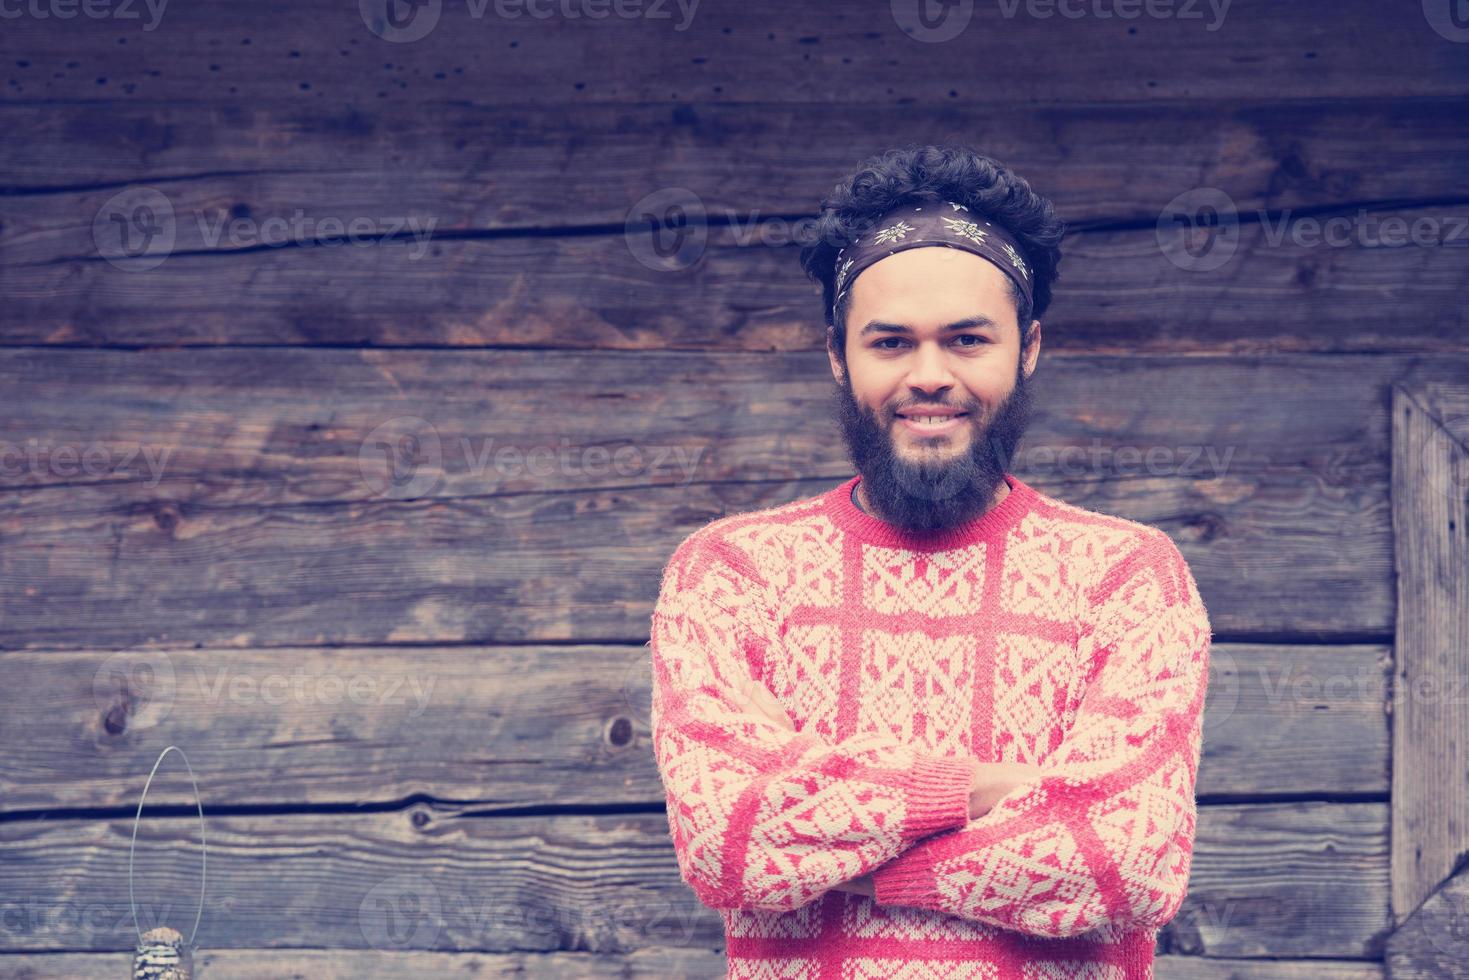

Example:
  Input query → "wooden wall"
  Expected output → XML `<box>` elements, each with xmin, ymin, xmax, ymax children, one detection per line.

<box><xmin>1</xmin><ymin>1</ymin><xmax>1467</xmax><ymax>976</ymax></box>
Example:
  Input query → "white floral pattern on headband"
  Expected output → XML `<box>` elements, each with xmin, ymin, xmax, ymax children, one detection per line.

<box><xmin>829</xmin><ymin>201</ymin><xmax>1033</xmax><ymax>321</ymax></box>
<box><xmin>834</xmin><ymin>257</ymin><xmax>855</xmax><ymax>292</ymax></box>
<box><xmin>999</xmin><ymin>240</ymin><xmax>1030</xmax><ymax>280</ymax></box>
<box><xmin>940</xmin><ymin>216</ymin><xmax>989</xmax><ymax>246</ymax></box>
<box><xmin>871</xmin><ymin>220</ymin><xmax>916</xmax><ymax>246</ymax></box>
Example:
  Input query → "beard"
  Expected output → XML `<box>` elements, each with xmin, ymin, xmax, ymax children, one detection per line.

<box><xmin>831</xmin><ymin>359</ymin><xmax>1034</xmax><ymax>534</ymax></box>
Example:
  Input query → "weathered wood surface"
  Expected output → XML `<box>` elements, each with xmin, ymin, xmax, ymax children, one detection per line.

<box><xmin>2</xmin><ymin>0</ymin><xmax>1463</xmax><ymax>105</ymax></box>
<box><xmin>0</xmin><ymin>949</ymin><xmax>1388</xmax><ymax>979</ymax></box>
<box><xmin>0</xmin><ymin>642</ymin><xmax>1389</xmax><ymax>813</ymax></box>
<box><xmin>1385</xmin><ymin>866</ymin><xmax>1469</xmax><ymax>979</ymax></box>
<box><xmin>6</xmin><ymin>205</ymin><xmax>1467</xmax><ymax>353</ymax></box>
<box><xmin>2</xmin><ymin>95</ymin><xmax>1464</xmax><ymax>241</ymax></box>
<box><xmin>6</xmin><ymin>350</ymin><xmax>1462</xmax><ymax>648</ymax></box>
<box><xmin>1390</xmin><ymin>383</ymin><xmax>1469</xmax><ymax>925</ymax></box>
<box><xmin>0</xmin><ymin>803</ymin><xmax>1390</xmax><ymax>958</ymax></box>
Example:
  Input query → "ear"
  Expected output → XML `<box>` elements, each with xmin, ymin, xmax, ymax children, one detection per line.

<box><xmin>827</xmin><ymin>327</ymin><xmax>846</xmax><ymax>384</ymax></box>
<box><xmin>1021</xmin><ymin>319</ymin><xmax>1042</xmax><ymax>379</ymax></box>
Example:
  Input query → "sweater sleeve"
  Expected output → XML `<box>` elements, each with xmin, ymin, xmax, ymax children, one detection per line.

<box><xmin>869</xmin><ymin>529</ymin><xmax>1211</xmax><ymax>938</ymax></box>
<box><xmin>650</xmin><ymin>529</ymin><xmax>975</xmax><ymax>913</ymax></box>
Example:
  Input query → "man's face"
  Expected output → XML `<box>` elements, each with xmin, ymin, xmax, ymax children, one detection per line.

<box><xmin>827</xmin><ymin>247</ymin><xmax>1041</xmax><ymax>533</ymax></box>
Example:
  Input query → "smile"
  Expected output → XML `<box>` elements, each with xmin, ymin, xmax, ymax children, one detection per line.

<box><xmin>896</xmin><ymin>413</ymin><xmax>968</xmax><ymax>435</ymax></box>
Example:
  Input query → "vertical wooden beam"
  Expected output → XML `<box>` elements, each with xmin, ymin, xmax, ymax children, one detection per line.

<box><xmin>1390</xmin><ymin>382</ymin><xmax>1469</xmax><ymax>925</ymax></box>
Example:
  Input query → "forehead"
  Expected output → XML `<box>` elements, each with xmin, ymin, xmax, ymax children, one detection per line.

<box><xmin>848</xmin><ymin>247</ymin><xmax>1015</xmax><ymax>322</ymax></box>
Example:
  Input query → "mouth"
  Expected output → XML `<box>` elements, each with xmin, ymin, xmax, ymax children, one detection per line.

<box><xmin>894</xmin><ymin>410</ymin><xmax>969</xmax><ymax>436</ymax></box>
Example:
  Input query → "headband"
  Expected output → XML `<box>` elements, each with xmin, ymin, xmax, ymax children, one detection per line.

<box><xmin>831</xmin><ymin>199</ymin><xmax>1033</xmax><ymax>323</ymax></box>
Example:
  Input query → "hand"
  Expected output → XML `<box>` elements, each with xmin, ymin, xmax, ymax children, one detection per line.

<box><xmin>727</xmin><ymin>674</ymin><xmax>795</xmax><ymax>731</ymax></box>
<box><xmin>830</xmin><ymin>874</ymin><xmax>875</xmax><ymax>898</ymax></box>
<box><xmin>967</xmin><ymin>760</ymin><xmax>1045</xmax><ymax>819</ymax></box>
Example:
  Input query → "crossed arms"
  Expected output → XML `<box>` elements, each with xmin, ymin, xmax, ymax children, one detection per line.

<box><xmin>649</xmin><ymin>528</ymin><xmax>1211</xmax><ymax>939</ymax></box>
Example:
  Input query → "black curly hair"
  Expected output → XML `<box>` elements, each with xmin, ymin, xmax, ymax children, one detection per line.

<box><xmin>799</xmin><ymin>144</ymin><xmax>1065</xmax><ymax>362</ymax></box>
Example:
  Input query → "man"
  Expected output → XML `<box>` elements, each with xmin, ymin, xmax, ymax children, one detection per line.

<box><xmin>649</xmin><ymin>145</ymin><xmax>1212</xmax><ymax>978</ymax></box>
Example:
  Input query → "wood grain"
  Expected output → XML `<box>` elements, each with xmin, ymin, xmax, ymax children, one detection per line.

<box><xmin>5</xmin><ymin>349</ymin><xmax>1461</xmax><ymax>649</ymax></box>
<box><xmin>0</xmin><ymin>803</ymin><xmax>1390</xmax><ymax>958</ymax></box>
<box><xmin>6</xmin><ymin>206</ymin><xmax>1467</xmax><ymax>353</ymax></box>
<box><xmin>2</xmin><ymin>1</ymin><xmax>1463</xmax><ymax>106</ymax></box>
<box><xmin>0</xmin><ymin>642</ymin><xmax>1389</xmax><ymax>812</ymax></box>
<box><xmin>1389</xmin><ymin>383</ymin><xmax>1469</xmax><ymax>924</ymax></box>
<box><xmin>1385</xmin><ymin>866</ymin><xmax>1469</xmax><ymax>978</ymax></box>
<box><xmin>0</xmin><ymin>948</ymin><xmax>1388</xmax><ymax>979</ymax></box>
<box><xmin>3</xmin><ymin>96</ymin><xmax>1464</xmax><ymax>233</ymax></box>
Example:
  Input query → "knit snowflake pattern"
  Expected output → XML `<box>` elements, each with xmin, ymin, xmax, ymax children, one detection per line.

<box><xmin>650</xmin><ymin>476</ymin><xmax>1211</xmax><ymax>978</ymax></box>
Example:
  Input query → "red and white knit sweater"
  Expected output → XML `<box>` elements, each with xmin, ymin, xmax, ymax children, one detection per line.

<box><xmin>650</xmin><ymin>473</ymin><xmax>1212</xmax><ymax>979</ymax></box>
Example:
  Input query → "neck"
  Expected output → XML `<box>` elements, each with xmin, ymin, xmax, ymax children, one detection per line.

<box><xmin>855</xmin><ymin>475</ymin><xmax>1009</xmax><ymax>521</ymax></box>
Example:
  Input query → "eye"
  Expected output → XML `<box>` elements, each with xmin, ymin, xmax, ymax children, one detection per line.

<box><xmin>873</xmin><ymin>338</ymin><xmax>907</xmax><ymax>350</ymax></box>
<box><xmin>953</xmin><ymin>334</ymin><xmax>989</xmax><ymax>347</ymax></box>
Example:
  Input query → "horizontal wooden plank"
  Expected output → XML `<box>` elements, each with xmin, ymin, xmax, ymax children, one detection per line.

<box><xmin>4</xmin><ymin>348</ymin><xmax>1458</xmax><ymax>647</ymax></box>
<box><xmin>0</xmin><ymin>803</ymin><xmax>1390</xmax><ymax>957</ymax></box>
<box><xmin>3</xmin><ymin>97</ymin><xmax>1465</xmax><ymax>230</ymax></box>
<box><xmin>0</xmin><ymin>642</ymin><xmax>1390</xmax><ymax>812</ymax></box>
<box><xmin>0</xmin><ymin>948</ymin><xmax>1386</xmax><ymax>979</ymax></box>
<box><xmin>0</xmin><ymin>949</ymin><xmax>728</xmax><ymax>980</ymax></box>
<box><xmin>2</xmin><ymin>0</ymin><xmax>1462</xmax><ymax>105</ymax></box>
<box><xmin>1156</xmin><ymin>959</ymin><xmax>1384</xmax><ymax>980</ymax></box>
<box><xmin>6</xmin><ymin>205</ymin><xmax>1468</xmax><ymax>353</ymax></box>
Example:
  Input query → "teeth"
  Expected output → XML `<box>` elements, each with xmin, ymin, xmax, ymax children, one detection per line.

<box><xmin>911</xmin><ymin>415</ymin><xmax>957</xmax><ymax>424</ymax></box>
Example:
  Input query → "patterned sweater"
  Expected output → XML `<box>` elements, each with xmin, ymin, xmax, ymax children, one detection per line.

<box><xmin>649</xmin><ymin>473</ymin><xmax>1212</xmax><ymax>979</ymax></box>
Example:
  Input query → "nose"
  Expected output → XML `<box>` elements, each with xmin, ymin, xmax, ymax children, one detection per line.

<box><xmin>904</xmin><ymin>338</ymin><xmax>958</xmax><ymax>397</ymax></box>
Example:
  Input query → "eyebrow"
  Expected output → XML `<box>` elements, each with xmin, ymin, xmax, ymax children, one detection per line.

<box><xmin>858</xmin><ymin>316</ymin><xmax>999</xmax><ymax>338</ymax></box>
